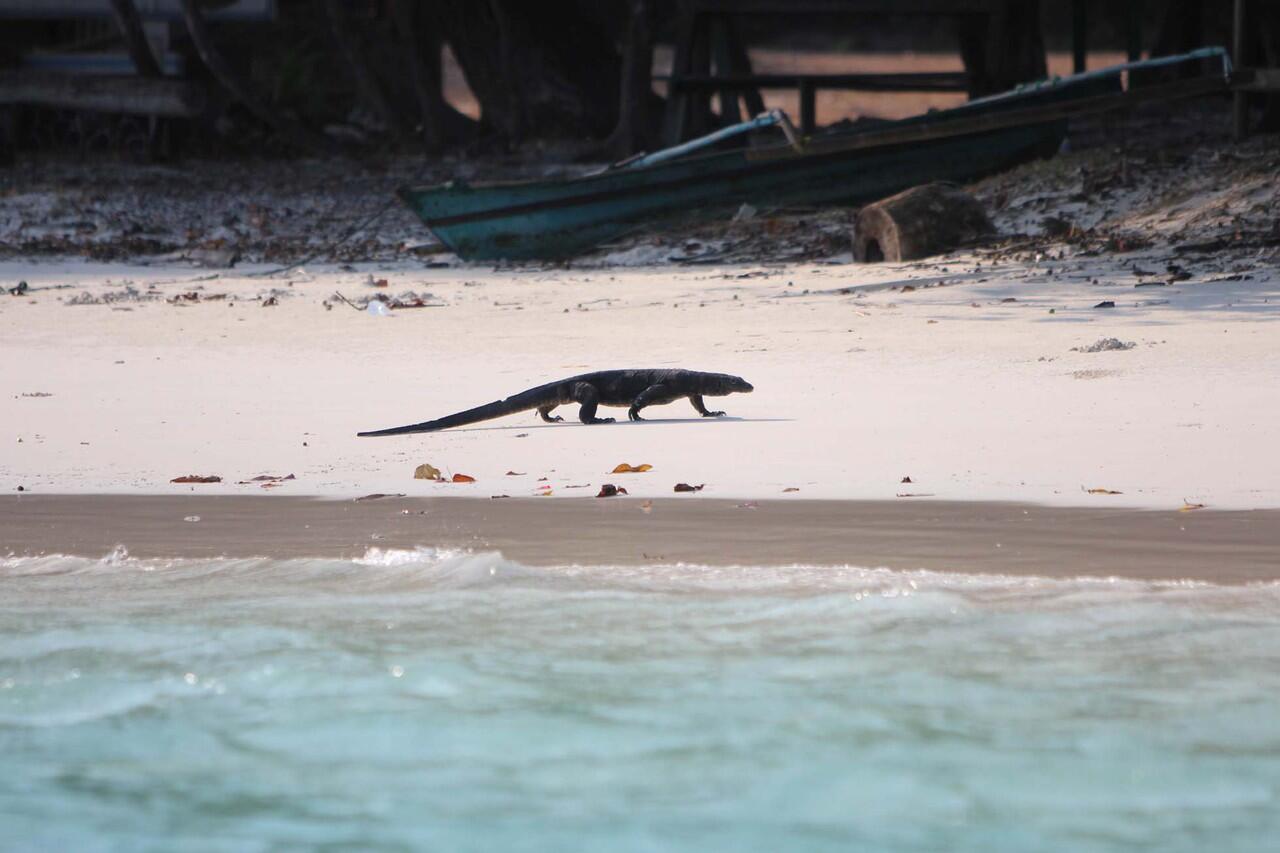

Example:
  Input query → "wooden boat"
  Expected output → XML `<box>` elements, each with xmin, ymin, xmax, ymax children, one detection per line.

<box><xmin>398</xmin><ymin>50</ymin><xmax>1229</xmax><ymax>262</ymax></box>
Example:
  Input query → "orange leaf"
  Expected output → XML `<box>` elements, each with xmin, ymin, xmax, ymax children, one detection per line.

<box><xmin>1179</xmin><ymin>501</ymin><xmax>1206</xmax><ymax>512</ymax></box>
<box><xmin>612</xmin><ymin>463</ymin><xmax>653</xmax><ymax>473</ymax></box>
<box><xmin>451</xmin><ymin>473</ymin><xmax>476</xmax><ymax>483</ymax></box>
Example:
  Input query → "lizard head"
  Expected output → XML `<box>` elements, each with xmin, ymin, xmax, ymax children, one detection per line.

<box><xmin>708</xmin><ymin>373</ymin><xmax>754</xmax><ymax>396</ymax></box>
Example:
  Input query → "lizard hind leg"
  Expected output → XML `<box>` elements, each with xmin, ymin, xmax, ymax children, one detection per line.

<box><xmin>571</xmin><ymin>382</ymin><xmax>615</xmax><ymax>425</ymax></box>
<box><xmin>538</xmin><ymin>405</ymin><xmax>563</xmax><ymax>423</ymax></box>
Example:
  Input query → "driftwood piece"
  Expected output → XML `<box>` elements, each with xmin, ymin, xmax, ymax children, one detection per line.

<box><xmin>853</xmin><ymin>183</ymin><xmax>994</xmax><ymax>263</ymax></box>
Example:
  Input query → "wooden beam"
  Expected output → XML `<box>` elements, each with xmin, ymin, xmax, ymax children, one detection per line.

<box><xmin>1233</xmin><ymin>67</ymin><xmax>1280</xmax><ymax>91</ymax></box>
<box><xmin>0</xmin><ymin>70</ymin><xmax>203</xmax><ymax>116</ymax></box>
<box><xmin>751</xmin><ymin>74</ymin><xmax>1229</xmax><ymax>162</ymax></box>
<box><xmin>665</xmin><ymin>72</ymin><xmax>969</xmax><ymax>92</ymax></box>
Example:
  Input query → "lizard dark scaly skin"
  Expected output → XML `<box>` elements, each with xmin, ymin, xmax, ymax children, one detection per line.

<box><xmin>357</xmin><ymin>369</ymin><xmax>753</xmax><ymax>436</ymax></box>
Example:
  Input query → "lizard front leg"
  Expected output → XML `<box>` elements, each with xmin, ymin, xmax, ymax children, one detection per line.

<box><xmin>689</xmin><ymin>394</ymin><xmax>725</xmax><ymax>417</ymax></box>
<box><xmin>628</xmin><ymin>384</ymin><xmax>671</xmax><ymax>421</ymax></box>
<box><xmin>571</xmin><ymin>383</ymin><xmax>615</xmax><ymax>424</ymax></box>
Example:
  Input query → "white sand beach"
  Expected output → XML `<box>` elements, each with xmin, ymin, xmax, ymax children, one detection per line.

<box><xmin>3</xmin><ymin>246</ymin><xmax>1277</xmax><ymax>511</ymax></box>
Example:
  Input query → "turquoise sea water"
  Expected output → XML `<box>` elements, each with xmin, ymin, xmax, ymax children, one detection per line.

<box><xmin>2</xmin><ymin>547</ymin><xmax>1279</xmax><ymax>852</ymax></box>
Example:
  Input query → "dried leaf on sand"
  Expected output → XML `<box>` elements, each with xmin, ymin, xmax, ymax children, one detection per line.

<box><xmin>612</xmin><ymin>463</ymin><xmax>653</xmax><ymax>474</ymax></box>
<box><xmin>673</xmin><ymin>483</ymin><xmax>704</xmax><ymax>492</ymax></box>
<box><xmin>1086</xmin><ymin>487</ymin><xmax>1123</xmax><ymax>495</ymax></box>
<box><xmin>171</xmin><ymin>474</ymin><xmax>221</xmax><ymax>484</ymax></box>
<box><xmin>597</xmin><ymin>484</ymin><xmax>629</xmax><ymax>497</ymax></box>
<box><xmin>451</xmin><ymin>473</ymin><xmax>476</xmax><ymax>483</ymax></box>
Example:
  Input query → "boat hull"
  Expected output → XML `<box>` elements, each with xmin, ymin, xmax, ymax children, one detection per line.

<box><xmin>401</xmin><ymin>122</ymin><xmax>1060</xmax><ymax>261</ymax></box>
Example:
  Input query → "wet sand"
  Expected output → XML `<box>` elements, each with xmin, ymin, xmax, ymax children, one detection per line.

<box><xmin>3</xmin><ymin>495</ymin><xmax>1277</xmax><ymax>584</ymax></box>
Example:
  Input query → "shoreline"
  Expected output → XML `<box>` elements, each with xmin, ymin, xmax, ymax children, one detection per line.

<box><xmin>4</xmin><ymin>495</ymin><xmax>1278</xmax><ymax>584</ymax></box>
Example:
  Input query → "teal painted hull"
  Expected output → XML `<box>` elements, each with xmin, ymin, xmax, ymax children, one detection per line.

<box><xmin>401</xmin><ymin>123</ymin><xmax>1062</xmax><ymax>261</ymax></box>
<box><xmin>399</xmin><ymin>67</ymin><xmax>1142</xmax><ymax>261</ymax></box>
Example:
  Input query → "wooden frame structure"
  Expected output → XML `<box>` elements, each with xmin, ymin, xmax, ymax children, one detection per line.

<box><xmin>660</xmin><ymin>0</ymin><xmax>1157</xmax><ymax>144</ymax></box>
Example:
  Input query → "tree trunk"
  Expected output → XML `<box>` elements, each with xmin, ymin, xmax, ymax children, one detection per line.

<box><xmin>324</xmin><ymin>0</ymin><xmax>406</xmax><ymax>139</ymax></box>
<box><xmin>180</xmin><ymin>0</ymin><xmax>335</xmax><ymax>154</ymax></box>
<box><xmin>388</xmin><ymin>0</ymin><xmax>479</xmax><ymax>151</ymax></box>
<box><xmin>431</xmin><ymin>0</ymin><xmax>624</xmax><ymax>143</ymax></box>
<box><xmin>109</xmin><ymin>0</ymin><xmax>162</xmax><ymax>78</ymax></box>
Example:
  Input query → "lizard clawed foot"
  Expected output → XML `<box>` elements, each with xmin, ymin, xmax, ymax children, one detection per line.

<box><xmin>628</xmin><ymin>409</ymin><xmax>645</xmax><ymax>421</ymax></box>
<box><xmin>702</xmin><ymin>410</ymin><xmax>726</xmax><ymax>417</ymax></box>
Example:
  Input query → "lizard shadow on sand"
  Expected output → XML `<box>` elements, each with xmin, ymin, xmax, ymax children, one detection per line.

<box><xmin>441</xmin><ymin>416</ymin><xmax>792</xmax><ymax>434</ymax></box>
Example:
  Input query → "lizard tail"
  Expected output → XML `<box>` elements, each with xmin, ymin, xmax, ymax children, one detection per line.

<box><xmin>357</xmin><ymin>388</ymin><xmax>546</xmax><ymax>437</ymax></box>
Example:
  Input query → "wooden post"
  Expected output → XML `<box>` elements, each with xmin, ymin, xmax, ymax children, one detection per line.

<box><xmin>725</xmin><ymin>18</ymin><xmax>765</xmax><ymax>117</ymax></box>
<box><xmin>687</xmin><ymin>13</ymin><xmax>712</xmax><ymax>137</ymax></box>
<box><xmin>799</xmin><ymin>77</ymin><xmax>816</xmax><ymax>135</ymax></box>
<box><xmin>709</xmin><ymin>15</ymin><xmax>741</xmax><ymax>124</ymax></box>
<box><xmin>607</xmin><ymin>0</ymin><xmax>655</xmax><ymax>158</ymax></box>
<box><xmin>1126</xmin><ymin>0</ymin><xmax>1144</xmax><ymax>62</ymax></box>
<box><xmin>1234</xmin><ymin>0</ymin><xmax>1249</xmax><ymax>140</ymax></box>
<box><xmin>661</xmin><ymin>7</ymin><xmax>696</xmax><ymax>144</ymax></box>
<box><xmin>1072</xmin><ymin>0</ymin><xmax>1088</xmax><ymax>74</ymax></box>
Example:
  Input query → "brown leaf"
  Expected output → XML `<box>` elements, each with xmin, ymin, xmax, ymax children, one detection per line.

<box><xmin>451</xmin><ymin>473</ymin><xmax>476</xmax><ymax>483</ymax></box>
<box><xmin>505</xmin><ymin>471</ymin><xmax>525</xmax><ymax>476</ymax></box>
<box><xmin>612</xmin><ymin>463</ymin><xmax>653</xmax><ymax>473</ymax></box>
<box><xmin>900</xmin><ymin>476</ymin><xmax>913</xmax><ymax>484</ymax></box>
<box><xmin>354</xmin><ymin>493</ymin><xmax>404</xmax><ymax>501</ymax></box>
<box><xmin>413</xmin><ymin>463</ymin><xmax>442</xmax><ymax>481</ymax></box>
<box><xmin>171</xmin><ymin>474</ymin><xmax>221</xmax><ymax>484</ymax></box>
<box><xmin>1086</xmin><ymin>487</ymin><xmax>1123</xmax><ymax>495</ymax></box>
<box><xmin>782</xmin><ymin>487</ymin><xmax>800</xmax><ymax>493</ymax></box>
<box><xmin>673</xmin><ymin>483</ymin><xmax>704</xmax><ymax>492</ymax></box>
<box><xmin>239</xmin><ymin>473</ymin><xmax>295</xmax><ymax>484</ymax></box>
<box><xmin>597</xmin><ymin>484</ymin><xmax>628</xmax><ymax>498</ymax></box>
<box><xmin>490</xmin><ymin>495</ymin><xmax>510</xmax><ymax>499</ymax></box>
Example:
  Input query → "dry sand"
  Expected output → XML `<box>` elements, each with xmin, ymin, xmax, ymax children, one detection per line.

<box><xmin>3</xmin><ymin>253</ymin><xmax>1277</xmax><ymax>510</ymax></box>
<box><xmin>4</xmin><ymin>495</ymin><xmax>1278</xmax><ymax>584</ymax></box>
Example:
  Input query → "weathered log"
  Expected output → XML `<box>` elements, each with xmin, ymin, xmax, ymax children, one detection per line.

<box><xmin>852</xmin><ymin>183</ymin><xmax>993</xmax><ymax>263</ymax></box>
